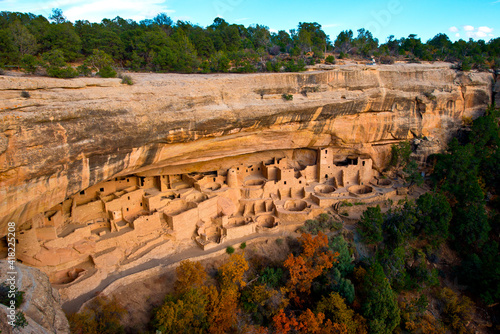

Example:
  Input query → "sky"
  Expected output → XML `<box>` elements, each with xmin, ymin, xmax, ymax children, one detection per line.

<box><xmin>1</xmin><ymin>0</ymin><xmax>499</xmax><ymax>43</ymax></box>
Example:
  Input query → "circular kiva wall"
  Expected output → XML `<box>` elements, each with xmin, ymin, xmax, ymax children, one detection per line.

<box><xmin>203</xmin><ymin>182</ymin><xmax>222</xmax><ymax>191</ymax></box>
<box><xmin>185</xmin><ymin>192</ymin><xmax>208</xmax><ymax>203</ymax></box>
<box><xmin>284</xmin><ymin>200</ymin><xmax>308</xmax><ymax>212</ymax></box>
<box><xmin>256</xmin><ymin>215</ymin><xmax>277</xmax><ymax>228</ymax></box>
<box><xmin>313</xmin><ymin>184</ymin><xmax>336</xmax><ymax>196</ymax></box>
<box><xmin>348</xmin><ymin>185</ymin><xmax>375</xmax><ymax>198</ymax></box>
<box><xmin>244</xmin><ymin>179</ymin><xmax>265</xmax><ymax>187</ymax></box>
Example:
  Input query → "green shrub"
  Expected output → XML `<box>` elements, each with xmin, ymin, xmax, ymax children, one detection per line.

<box><xmin>226</xmin><ymin>246</ymin><xmax>235</xmax><ymax>254</ymax></box>
<box><xmin>275</xmin><ymin>238</ymin><xmax>284</xmax><ymax>245</ymax></box>
<box><xmin>0</xmin><ymin>283</ymin><xmax>24</xmax><ymax>308</ymax></box>
<box><xmin>120</xmin><ymin>74</ymin><xmax>133</xmax><ymax>85</ymax></box>
<box><xmin>240</xmin><ymin>242</ymin><xmax>246</xmax><ymax>249</ymax></box>
<box><xmin>282</xmin><ymin>93</ymin><xmax>293</xmax><ymax>101</ymax></box>
<box><xmin>21</xmin><ymin>91</ymin><xmax>30</xmax><ymax>98</ymax></box>
<box><xmin>325</xmin><ymin>55</ymin><xmax>335</xmax><ymax>64</ymax></box>
<box><xmin>258</xmin><ymin>267</ymin><xmax>283</xmax><ymax>288</ymax></box>
<box><xmin>97</xmin><ymin>65</ymin><xmax>117</xmax><ymax>78</ymax></box>
<box><xmin>20</xmin><ymin>54</ymin><xmax>38</xmax><ymax>74</ymax></box>
<box><xmin>46</xmin><ymin>65</ymin><xmax>78</xmax><ymax>78</ymax></box>
<box><xmin>77</xmin><ymin>64</ymin><xmax>92</xmax><ymax>76</ymax></box>
<box><xmin>14</xmin><ymin>311</ymin><xmax>28</xmax><ymax>329</ymax></box>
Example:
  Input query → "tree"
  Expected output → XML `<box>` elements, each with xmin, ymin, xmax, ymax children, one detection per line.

<box><xmin>437</xmin><ymin>288</ymin><xmax>473</xmax><ymax>334</ymax></box>
<box><xmin>415</xmin><ymin>192</ymin><xmax>452</xmax><ymax>247</ymax></box>
<box><xmin>42</xmin><ymin>21</ymin><xmax>82</xmax><ymax>61</ymax></box>
<box><xmin>452</xmin><ymin>201</ymin><xmax>490</xmax><ymax>249</ymax></box>
<box><xmin>85</xmin><ymin>49</ymin><xmax>114</xmax><ymax>71</ymax></box>
<box><xmin>329</xmin><ymin>235</ymin><xmax>354</xmax><ymax>276</ymax></box>
<box><xmin>334</xmin><ymin>30</ymin><xmax>354</xmax><ymax>55</ymax></box>
<box><xmin>353</xmin><ymin>28</ymin><xmax>378</xmax><ymax>57</ymax></box>
<box><xmin>42</xmin><ymin>49</ymin><xmax>78</xmax><ymax>78</ymax></box>
<box><xmin>205</xmin><ymin>285</ymin><xmax>239</xmax><ymax>334</ymax></box>
<box><xmin>10</xmin><ymin>21</ymin><xmax>37</xmax><ymax>56</ymax></box>
<box><xmin>284</xmin><ymin>233</ymin><xmax>336</xmax><ymax>301</ymax></box>
<box><xmin>49</xmin><ymin>8</ymin><xmax>66</xmax><ymax>24</ymax></box>
<box><xmin>357</xmin><ymin>206</ymin><xmax>384</xmax><ymax>246</ymax></box>
<box><xmin>68</xmin><ymin>296</ymin><xmax>126</xmax><ymax>334</ymax></box>
<box><xmin>361</xmin><ymin>263</ymin><xmax>400</xmax><ymax>334</ymax></box>
<box><xmin>152</xmin><ymin>288</ymin><xmax>209</xmax><ymax>334</ymax></box>
<box><xmin>20</xmin><ymin>54</ymin><xmax>38</xmax><ymax>74</ymax></box>
<box><xmin>218</xmin><ymin>253</ymin><xmax>249</xmax><ymax>290</ymax></box>
<box><xmin>175</xmin><ymin>260</ymin><xmax>207</xmax><ymax>295</ymax></box>
<box><xmin>389</xmin><ymin>141</ymin><xmax>412</xmax><ymax>169</ymax></box>
<box><xmin>316</xmin><ymin>292</ymin><xmax>360</xmax><ymax>334</ymax></box>
<box><xmin>153</xmin><ymin>13</ymin><xmax>173</xmax><ymax>27</ymax></box>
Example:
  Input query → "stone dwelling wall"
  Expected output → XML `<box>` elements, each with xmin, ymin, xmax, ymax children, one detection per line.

<box><xmin>132</xmin><ymin>212</ymin><xmax>161</xmax><ymax>236</ymax></box>
<box><xmin>72</xmin><ymin>200</ymin><xmax>105</xmax><ymax>224</ymax></box>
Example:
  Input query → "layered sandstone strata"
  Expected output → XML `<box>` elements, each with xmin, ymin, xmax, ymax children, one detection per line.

<box><xmin>0</xmin><ymin>63</ymin><xmax>494</xmax><ymax>234</ymax></box>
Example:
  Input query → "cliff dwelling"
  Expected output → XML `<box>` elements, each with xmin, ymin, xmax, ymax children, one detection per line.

<box><xmin>3</xmin><ymin>147</ymin><xmax>410</xmax><ymax>287</ymax></box>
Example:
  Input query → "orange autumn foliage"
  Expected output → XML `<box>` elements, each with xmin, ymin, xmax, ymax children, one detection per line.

<box><xmin>273</xmin><ymin>309</ymin><xmax>299</xmax><ymax>334</ymax></box>
<box><xmin>297</xmin><ymin>308</ymin><xmax>325</xmax><ymax>333</ymax></box>
<box><xmin>284</xmin><ymin>233</ymin><xmax>337</xmax><ymax>297</ymax></box>
<box><xmin>205</xmin><ymin>285</ymin><xmax>239</xmax><ymax>334</ymax></box>
<box><xmin>273</xmin><ymin>308</ymin><xmax>349</xmax><ymax>334</ymax></box>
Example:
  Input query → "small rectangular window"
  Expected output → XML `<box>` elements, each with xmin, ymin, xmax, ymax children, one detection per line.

<box><xmin>80</xmin><ymin>190</ymin><xmax>85</xmax><ymax>195</ymax></box>
<box><xmin>100</xmin><ymin>188</ymin><xmax>104</xmax><ymax>192</ymax></box>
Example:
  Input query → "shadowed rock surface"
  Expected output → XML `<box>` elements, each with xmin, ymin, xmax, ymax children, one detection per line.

<box><xmin>0</xmin><ymin>63</ymin><xmax>494</xmax><ymax>234</ymax></box>
<box><xmin>0</xmin><ymin>260</ymin><xmax>70</xmax><ymax>333</ymax></box>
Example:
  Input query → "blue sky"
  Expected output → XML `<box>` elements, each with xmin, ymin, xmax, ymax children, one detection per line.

<box><xmin>1</xmin><ymin>0</ymin><xmax>499</xmax><ymax>43</ymax></box>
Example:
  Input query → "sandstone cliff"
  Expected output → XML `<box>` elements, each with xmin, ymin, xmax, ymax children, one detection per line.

<box><xmin>0</xmin><ymin>261</ymin><xmax>70</xmax><ymax>333</ymax></box>
<box><xmin>0</xmin><ymin>63</ymin><xmax>494</xmax><ymax>234</ymax></box>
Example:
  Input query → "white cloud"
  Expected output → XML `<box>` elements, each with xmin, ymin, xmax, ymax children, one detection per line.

<box><xmin>269</xmin><ymin>28</ymin><xmax>278</xmax><ymax>34</ymax></box>
<box><xmin>450</xmin><ymin>25</ymin><xmax>495</xmax><ymax>40</ymax></box>
<box><xmin>63</xmin><ymin>0</ymin><xmax>175</xmax><ymax>22</ymax></box>
<box><xmin>468</xmin><ymin>31</ymin><xmax>487</xmax><ymax>38</ymax></box>
<box><xmin>478</xmin><ymin>26</ymin><xmax>494</xmax><ymax>33</ymax></box>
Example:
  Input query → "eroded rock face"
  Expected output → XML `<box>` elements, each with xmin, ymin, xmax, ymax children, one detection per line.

<box><xmin>0</xmin><ymin>261</ymin><xmax>70</xmax><ymax>333</ymax></box>
<box><xmin>0</xmin><ymin>64</ymin><xmax>493</xmax><ymax>233</ymax></box>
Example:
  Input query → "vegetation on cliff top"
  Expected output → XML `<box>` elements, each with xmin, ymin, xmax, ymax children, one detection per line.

<box><xmin>1</xmin><ymin>9</ymin><xmax>499</xmax><ymax>78</ymax></box>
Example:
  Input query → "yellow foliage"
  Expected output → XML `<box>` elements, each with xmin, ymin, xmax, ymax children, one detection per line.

<box><xmin>316</xmin><ymin>292</ymin><xmax>358</xmax><ymax>334</ymax></box>
<box><xmin>437</xmin><ymin>288</ymin><xmax>474</xmax><ymax>334</ymax></box>
<box><xmin>219</xmin><ymin>253</ymin><xmax>249</xmax><ymax>290</ymax></box>
<box><xmin>175</xmin><ymin>260</ymin><xmax>207</xmax><ymax>295</ymax></box>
